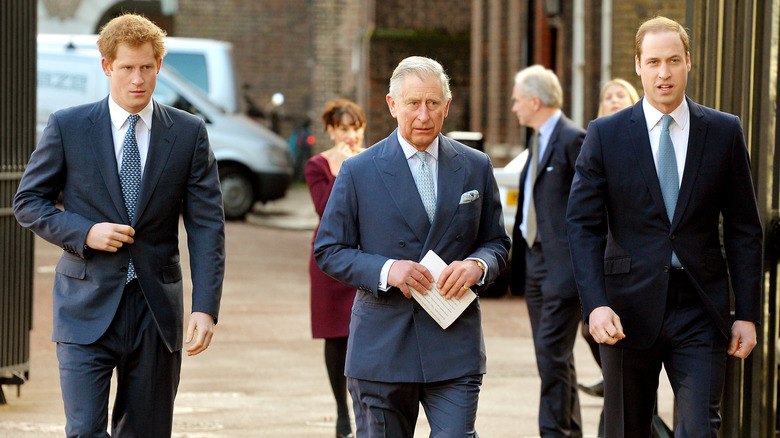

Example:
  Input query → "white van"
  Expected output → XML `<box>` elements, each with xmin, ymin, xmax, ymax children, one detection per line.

<box><xmin>38</xmin><ymin>34</ymin><xmax>243</xmax><ymax>114</ymax></box>
<box><xmin>37</xmin><ymin>44</ymin><xmax>292</xmax><ymax>219</ymax></box>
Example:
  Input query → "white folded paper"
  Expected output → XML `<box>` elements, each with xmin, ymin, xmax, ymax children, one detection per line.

<box><xmin>409</xmin><ymin>250</ymin><xmax>477</xmax><ymax>329</ymax></box>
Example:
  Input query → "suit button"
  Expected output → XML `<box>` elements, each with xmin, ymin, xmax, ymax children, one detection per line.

<box><xmin>399</xmin><ymin>240</ymin><xmax>405</xmax><ymax>247</ymax></box>
<box><xmin>120</xmin><ymin>266</ymin><xmax>128</xmax><ymax>273</ymax></box>
<box><xmin>456</xmin><ymin>235</ymin><xmax>462</xmax><ymax>241</ymax></box>
<box><xmin>670</xmin><ymin>234</ymin><xmax>676</xmax><ymax>240</ymax></box>
<box><xmin>664</xmin><ymin>266</ymin><xmax>670</xmax><ymax>273</ymax></box>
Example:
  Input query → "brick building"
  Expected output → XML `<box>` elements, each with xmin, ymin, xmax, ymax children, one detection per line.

<box><xmin>38</xmin><ymin>0</ymin><xmax>687</xmax><ymax>156</ymax></box>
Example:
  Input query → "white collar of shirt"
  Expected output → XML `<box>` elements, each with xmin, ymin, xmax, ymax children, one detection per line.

<box><xmin>642</xmin><ymin>97</ymin><xmax>690</xmax><ymax>187</ymax></box>
<box><xmin>109</xmin><ymin>96</ymin><xmax>154</xmax><ymax>175</ymax></box>
<box><xmin>397</xmin><ymin>130</ymin><xmax>440</xmax><ymax>196</ymax></box>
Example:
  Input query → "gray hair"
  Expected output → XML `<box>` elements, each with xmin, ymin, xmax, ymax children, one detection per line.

<box><xmin>388</xmin><ymin>56</ymin><xmax>452</xmax><ymax>101</ymax></box>
<box><xmin>514</xmin><ymin>65</ymin><xmax>563</xmax><ymax>108</ymax></box>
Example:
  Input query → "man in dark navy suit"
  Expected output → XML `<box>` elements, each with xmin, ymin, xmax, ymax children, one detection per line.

<box><xmin>15</xmin><ymin>14</ymin><xmax>224</xmax><ymax>437</ymax></box>
<box><xmin>567</xmin><ymin>16</ymin><xmax>762</xmax><ymax>437</ymax></box>
<box><xmin>510</xmin><ymin>64</ymin><xmax>586</xmax><ymax>437</ymax></box>
<box><xmin>315</xmin><ymin>56</ymin><xmax>510</xmax><ymax>437</ymax></box>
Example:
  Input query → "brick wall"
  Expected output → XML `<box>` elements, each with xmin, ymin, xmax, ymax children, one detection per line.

<box><xmin>366</xmin><ymin>1</ymin><xmax>472</xmax><ymax>146</ymax></box>
<box><xmin>174</xmin><ymin>0</ymin><xmax>312</xmax><ymax>138</ymax></box>
<box><xmin>610</xmin><ymin>1</ymin><xmax>686</xmax><ymax>98</ymax></box>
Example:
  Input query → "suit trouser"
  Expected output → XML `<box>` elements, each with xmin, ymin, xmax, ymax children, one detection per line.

<box><xmin>56</xmin><ymin>279</ymin><xmax>182</xmax><ymax>438</ymax></box>
<box><xmin>600</xmin><ymin>269</ymin><xmax>728</xmax><ymax>438</ymax></box>
<box><xmin>347</xmin><ymin>375</ymin><xmax>482</xmax><ymax>438</ymax></box>
<box><xmin>525</xmin><ymin>243</ymin><xmax>583</xmax><ymax>438</ymax></box>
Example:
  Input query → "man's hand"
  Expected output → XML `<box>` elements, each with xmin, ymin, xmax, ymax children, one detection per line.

<box><xmin>85</xmin><ymin>222</ymin><xmax>134</xmax><ymax>252</ymax></box>
<box><xmin>728</xmin><ymin>320</ymin><xmax>757</xmax><ymax>359</ymax></box>
<box><xmin>388</xmin><ymin>260</ymin><xmax>434</xmax><ymax>299</ymax></box>
<box><xmin>437</xmin><ymin>260</ymin><xmax>483</xmax><ymax>300</ymax></box>
<box><xmin>185</xmin><ymin>312</ymin><xmax>215</xmax><ymax>356</ymax></box>
<box><xmin>588</xmin><ymin>306</ymin><xmax>626</xmax><ymax>345</ymax></box>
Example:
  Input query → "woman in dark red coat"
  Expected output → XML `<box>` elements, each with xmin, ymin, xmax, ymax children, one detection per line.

<box><xmin>305</xmin><ymin>99</ymin><xmax>365</xmax><ymax>438</ymax></box>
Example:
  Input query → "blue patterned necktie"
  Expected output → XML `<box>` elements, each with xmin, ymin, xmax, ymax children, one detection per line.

<box><xmin>120</xmin><ymin>114</ymin><xmax>141</xmax><ymax>282</ymax></box>
<box><xmin>415</xmin><ymin>151</ymin><xmax>436</xmax><ymax>223</ymax></box>
<box><xmin>658</xmin><ymin>114</ymin><xmax>681</xmax><ymax>268</ymax></box>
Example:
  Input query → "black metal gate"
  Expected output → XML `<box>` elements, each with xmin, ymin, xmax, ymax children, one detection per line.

<box><xmin>0</xmin><ymin>1</ymin><xmax>37</xmax><ymax>403</ymax></box>
<box><xmin>686</xmin><ymin>1</ymin><xmax>780</xmax><ymax>436</ymax></box>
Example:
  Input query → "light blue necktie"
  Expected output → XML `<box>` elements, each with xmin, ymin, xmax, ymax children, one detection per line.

<box><xmin>120</xmin><ymin>114</ymin><xmax>141</xmax><ymax>283</ymax></box>
<box><xmin>658</xmin><ymin>114</ymin><xmax>681</xmax><ymax>268</ymax></box>
<box><xmin>415</xmin><ymin>151</ymin><xmax>436</xmax><ymax>223</ymax></box>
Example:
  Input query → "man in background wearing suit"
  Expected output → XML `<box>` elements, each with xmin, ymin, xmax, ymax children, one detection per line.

<box><xmin>14</xmin><ymin>14</ymin><xmax>225</xmax><ymax>437</ymax></box>
<box><xmin>315</xmin><ymin>56</ymin><xmax>510</xmax><ymax>437</ymax></box>
<box><xmin>567</xmin><ymin>16</ymin><xmax>762</xmax><ymax>437</ymax></box>
<box><xmin>509</xmin><ymin>65</ymin><xmax>586</xmax><ymax>437</ymax></box>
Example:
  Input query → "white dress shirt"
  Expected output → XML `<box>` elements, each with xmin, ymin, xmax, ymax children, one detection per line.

<box><xmin>109</xmin><ymin>96</ymin><xmax>154</xmax><ymax>176</ymax></box>
<box><xmin>642</xmin><ymin>97</ymin><xmax>690</xmax><ymax>188</ymax></box>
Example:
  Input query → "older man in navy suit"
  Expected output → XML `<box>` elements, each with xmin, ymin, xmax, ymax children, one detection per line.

<box><xmin>567</xmin><ymin>16</ymin><xmax>762</xmax><ymax>437</ymax></box>
<box><xmin>315</xmin><ymin>56</ymin><xmax>510</xmax><ymax>437</ymax></box>
<box><xmin>14</xmin><ymin>14</ymin><xmax>224</xmax><ymax>437</ymax></box>
<box><xmin>510</xmin><ymin>65</ymin><xmax>586</xmax><ymax>437</ymax></box>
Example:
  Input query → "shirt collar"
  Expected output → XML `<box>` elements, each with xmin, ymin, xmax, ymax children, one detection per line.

<box><xmin>397</xmin><ymin>130</ymin><xmax>439</xmax><ymax>161</ymax></box>
<box><xmin>642</xmin><ymin>97</ymin><xmax>689</xmax><ymax>131</ymax></box>
<box><xmin>108</xmin><ymin>96</ymin><xmax>154</xmax><ymax>130</ymax></box>
<box><xmin>538</xmin><ymin>109</ymin><xmax>562</xmax><ymax>141</ymax></box>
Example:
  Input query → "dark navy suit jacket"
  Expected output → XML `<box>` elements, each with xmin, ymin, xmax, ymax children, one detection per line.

<box><xmin>14</xmin><ymin>97</ymin><xmax>225</xmax><ymax>352</ymax></box>
<box><xmin>566</xmin><ymin>97</ymin><xmax>763</xmax><ymax>349</ymax></box>
<box><xmin>511</xmin><ymin>115</ymin><xmax>585</xmax><ymax>299</ymax></box>
<box><xmin>314</xmin><ymin>131</ymin><xmax>510</xmax><ymax>383</ymax></box>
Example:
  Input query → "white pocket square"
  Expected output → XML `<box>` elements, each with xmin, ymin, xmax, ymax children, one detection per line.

<box><xmin>459</xmin><ymin>190</ymin><xmax>480</xmax><ymax>204</ymax></box>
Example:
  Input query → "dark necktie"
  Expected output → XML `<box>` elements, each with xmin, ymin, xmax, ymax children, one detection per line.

<box><xmin>415</xmin><ymin>151</ymin><xmax>436</xmax><ymax>224</ymax></box>
<box><xmin>120</xmin><ymin>114</ymin><xmax>141</xmax><ymax>283</ymax></box>
<box><xmin>658</xmin><ymin>114</ymin><xmax>681</xmax><ymax>268</ymax></box>
<box><xmin>525</xmin><ymin>132</ymin><xmax>539</xmax><ymax>248</ymax></box>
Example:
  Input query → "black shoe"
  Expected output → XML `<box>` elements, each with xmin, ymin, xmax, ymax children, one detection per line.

<box><xmin>577</xmin><ymin>380</ymin><xmax>604</xmax><ymax>397</ymax></box>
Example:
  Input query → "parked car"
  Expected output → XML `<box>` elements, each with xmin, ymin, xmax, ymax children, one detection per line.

<box><xmin>37</xmin><ymin>44</ymin><xmax>292</xmax><ymax>219</ymax></box>
<box><xmin>492</xmin><ymin>149</ymin><xmax>528</xmax><ymax>236</ymax></box>
<box><xmin>38</xmin><ymin>34</ymin><xmax>243</xmax><ymax>114</ymax></box>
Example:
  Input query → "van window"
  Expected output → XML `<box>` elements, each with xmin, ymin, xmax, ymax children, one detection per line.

<box><xmin>154</xmin><ymin>78</ymin><xmax>209</xmax><ymax>123</ymax></box>
<box><xmin>163</xmin><ymin>53</ymin><xmax>209</xmax><ymax>93</ymax></box>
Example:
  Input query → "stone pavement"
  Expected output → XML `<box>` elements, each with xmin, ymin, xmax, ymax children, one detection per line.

<box><xmin>0</xmin><ymin>185</ymin><xmax>674</xmax><ymax>437</ymax></box>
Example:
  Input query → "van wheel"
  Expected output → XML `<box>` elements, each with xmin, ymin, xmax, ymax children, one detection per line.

<box><xmin>218</xmin><ymin>164</ymin><xmax>255</xmax><ymax>220</ymax></box>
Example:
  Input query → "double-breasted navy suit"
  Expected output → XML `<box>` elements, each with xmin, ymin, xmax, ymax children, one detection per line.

<box><xmin>314</xmin><ymin>130</ymin><xmax>510</xmax><ymax>384</ymax></box>
<box><xmin>15</xmin><ymin>97</ymin><xmax>225</xmax><ymax>353</ymax></box>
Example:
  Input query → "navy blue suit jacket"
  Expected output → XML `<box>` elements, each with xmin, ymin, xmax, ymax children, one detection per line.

<box><xmin>14</xmin><ymin>97</ymin><xmax>226</xmax><ymax>352</ymax></box>
<box><xmin>314</xmin><ymin>131</ymin><xmax>510</xmax><ymax>383</ymax></box>
<box><xmin>566</xmin><ymin>97</ymin><xmax>762</xmax><ymax>349</ymax></box>
<box><xmin>511</xmin><ymin>114</ymin><xmax>585</xmax><ymax>298</ymax></box>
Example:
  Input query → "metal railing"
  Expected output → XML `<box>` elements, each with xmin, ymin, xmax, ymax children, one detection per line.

<box><xmin>0</xmin><ymin>0</ymin><xmax>36</xmax><ymax>403</ymax></box>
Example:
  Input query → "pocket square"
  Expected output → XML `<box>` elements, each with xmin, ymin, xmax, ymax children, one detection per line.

<box><xmin>459</xmin><ymin>190</ymin><xmax>480</xmax><ymax>204</ymax></box>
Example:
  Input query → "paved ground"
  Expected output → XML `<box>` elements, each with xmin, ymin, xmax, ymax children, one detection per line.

<box><xmin>0</xmin><ymin>185</ymin><xmax>673</xmax><ymax>437</ymax></box>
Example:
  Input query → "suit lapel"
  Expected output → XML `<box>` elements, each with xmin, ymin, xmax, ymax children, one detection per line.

<box><xmin>673</xmin><ymin>98</ymin><xmax>707</xmax><ymax>229</ymax></box>
<box><xmin>374</xmin><ymin>131</ymin><xmax>431</xmax><ymax>245</ymax></box>
<box><xmin>423</xmin><ymin>135</ymin><xmax>464</xmax><ymax>254</ymax></box>
<box><xmin>133</xmin><ymin>101</ymin><xmax>177</xmax><ymax>224</ymax></box>
<box><xmin>537</xmin><ymin>117</ymin><xmax>563</xmax><ymax>178</ymax></box>
<box><xmin>628</xmin><ymin>101</ymin><xmax>670</xmax><ymax>224</ymax></box>
<box><xmin>88</xmin><ymin>98</ymin><xmax>128</xmax><ymax>223</ymax></box>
